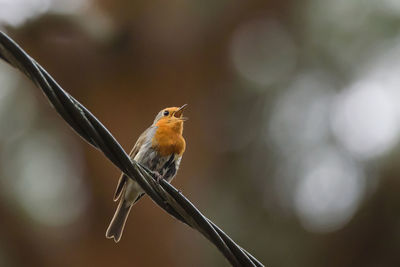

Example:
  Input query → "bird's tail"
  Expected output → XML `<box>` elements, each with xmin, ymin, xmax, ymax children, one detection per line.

<box><xmin>106</xmin><ymin>198</ymin><xmax>132</xmax><ymax>243</ymax></box>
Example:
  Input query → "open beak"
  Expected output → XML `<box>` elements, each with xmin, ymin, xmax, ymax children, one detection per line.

<box><xmin>174</xmin><ymin>104</ymin><xmax>188</xmax><ymax>118</ymax></box>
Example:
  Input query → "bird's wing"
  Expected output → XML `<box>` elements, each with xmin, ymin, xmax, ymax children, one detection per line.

<box><xmin>113</xmin><ymin>126</ymin><xmax>154</xmax><ymax>201</ymax></box>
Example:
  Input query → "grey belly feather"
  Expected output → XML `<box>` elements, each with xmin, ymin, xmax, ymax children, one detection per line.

<box><xmin>124</xmin><ymin>144</ymin><xmax>182</xmax><ymax>203</ymax></box>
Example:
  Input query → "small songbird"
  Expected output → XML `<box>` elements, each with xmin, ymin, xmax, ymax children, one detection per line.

<box><xmin>106</xmin><ymin>104</ymin><xmax>187</xmax><ymax>243</ymax></box>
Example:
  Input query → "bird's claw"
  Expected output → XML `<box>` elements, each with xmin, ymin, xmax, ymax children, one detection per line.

<box><xmin>152</xmin><ymin>171</ymin><xmax>163</xmax><ymax>184</ymax></box>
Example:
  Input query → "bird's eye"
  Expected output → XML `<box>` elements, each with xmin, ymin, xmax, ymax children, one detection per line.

<box><xmin>163</xmin><ymin>110</ymin><xmax>169</xmax><ymax>116</ymax></box>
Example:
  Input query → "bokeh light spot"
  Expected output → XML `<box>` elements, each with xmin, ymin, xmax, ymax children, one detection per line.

<box><xmin>0</xmin><ymin>0</ymin><xmax>89</xmax><ymax>27</ymax></box>
<box><xmin>268</xmin><ymin>72</ymin><xmax>334</xmax><ymax>154</ymax></box>
<box><xmin>231</xmin><ymin>18</ymin><xmax>296</xmax><ymax>88</ymax></box>
<box><xmin>331</xmin><ymin>81</ymin><xmax>400</xmax><ymax>160</ymax></box>
<box><xmin>294</xmin><ymin>148</ymin><xmax>365</xmax><ymax>233</ymax></box>
<box><xmin>1</xmin><ymin>131</ymin><xmax>87</xmax><ymax>227</ymax></box>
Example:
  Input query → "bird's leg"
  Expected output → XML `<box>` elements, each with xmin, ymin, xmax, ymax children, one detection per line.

<box><xmin>151</xmin><ymin>171</ymin><xmax>163</xmax><ymax>184</ymax></box>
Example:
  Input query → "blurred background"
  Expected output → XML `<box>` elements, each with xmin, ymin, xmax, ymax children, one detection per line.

<box><xmin>1</xmin><ymin>0</ymin><xmax>400</xmax><ymax>266</ymax></box>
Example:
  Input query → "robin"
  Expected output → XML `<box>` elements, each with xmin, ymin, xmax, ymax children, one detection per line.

<box><xmin>106</xmin><ymin>104</ymin><xmax>187</xmax><ymax>243</ymax></box>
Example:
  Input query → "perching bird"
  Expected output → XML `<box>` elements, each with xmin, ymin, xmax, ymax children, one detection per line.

<box><xmin>106</xmin><ymin>104</ymin><xmax>187</xmax><ymax>243</ymax></box>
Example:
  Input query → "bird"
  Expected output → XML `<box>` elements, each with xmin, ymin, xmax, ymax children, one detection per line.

<box><xmin>106</xmin><ymin>104</ymin><xmax>187</xmax><ymax>243</ymax></box>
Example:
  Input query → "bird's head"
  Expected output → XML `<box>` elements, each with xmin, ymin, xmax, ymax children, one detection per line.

<box><xmin>153</xmin><ymin>104</ymin><xmax>188</xmax><ymax>133</ymax></box>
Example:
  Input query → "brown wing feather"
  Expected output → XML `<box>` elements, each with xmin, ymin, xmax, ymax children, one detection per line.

<box><xmin>113</xmin><ymin>174</ymin><xmax>127</xmax><ymax>202</ymax></box>
<box><xmin>113</xmin><ymin>126</ymin><xmax>154</xmax><ymax>201</ymax></box>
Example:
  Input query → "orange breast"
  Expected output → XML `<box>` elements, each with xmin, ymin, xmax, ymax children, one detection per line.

<box><xmin>152</xmin><ymin>126</ymin><xmax>186</xmax><ymax>157</ymax></box>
